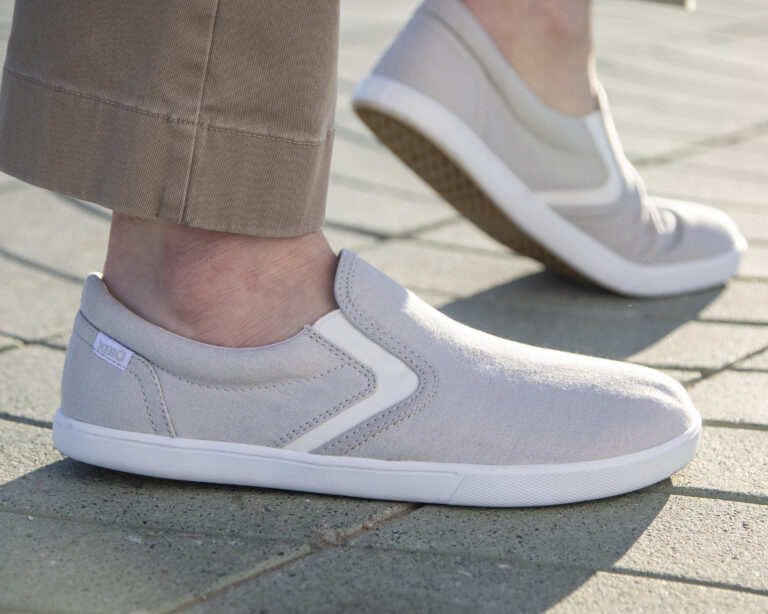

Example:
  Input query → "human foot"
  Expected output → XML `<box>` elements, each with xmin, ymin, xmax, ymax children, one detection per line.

<box><xmin>353</xmin><ymin>0</ymin><xmax>746</xmax><ymax>297</ymax></box>
<box><xmin>102</xmin><ymin>214</ymin><xmax>338</xmax><ymax>347</ymax></box>
<box><xmin>54</xmin><ymin>250</ymin><xmax>700</xmax><ymax>506</ymax></box>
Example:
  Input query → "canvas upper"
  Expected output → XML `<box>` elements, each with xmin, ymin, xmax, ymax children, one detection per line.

<box><xmin>60</xmin><ymin>250</ymin><xmax>698</xmax><ymax>466</ymax></box>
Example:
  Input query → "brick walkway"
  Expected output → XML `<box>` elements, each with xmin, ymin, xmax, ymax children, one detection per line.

<box><xmin>1</xmin><ymin>1</ymin><xmax>767</xmax><ymax>612</ymax></box>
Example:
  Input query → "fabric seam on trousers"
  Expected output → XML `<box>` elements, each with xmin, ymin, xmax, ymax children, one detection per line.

<box><xmin>1</xmin><ymin>66</ymin><xmax>332</xmax><ymax>146</ymax></box>
<box><xmin>178</xmin><ymin>0</ymin><xmax>222</xmax><ymax>223</ymax></box>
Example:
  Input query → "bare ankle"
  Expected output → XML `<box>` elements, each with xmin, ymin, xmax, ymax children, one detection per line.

<box><xmin>103</xmin><ymin>214</ymin><xmax>338</xmax><ymax>347</ymax></box>
<box><xmin>462</xmin><ymin>0</ymin><xmax>596</xmax><ymax>115</ymax></box>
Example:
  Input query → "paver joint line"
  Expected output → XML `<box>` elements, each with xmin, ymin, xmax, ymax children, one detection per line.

<box><xmin>632</xmin><ymin>119</ymin><xmax>768</xmax><ymax>171</ymax></box>
<box><xmin>608</xmin><ymin>567</ymin><xmax>768</xmax><ymax>598</ymax></box>
<box><xmin>645</xmin><ymin>485</ymin><xmax>768</xmax><ymax>506</ymax></box>
<box><xmin>665</xmin><ymin>341</ymin><xmax>768</xmax><ymax>388</ymax></box>
<box><xmin>0</xmin><ymin>245</ymin><xmax>86</xmax><ymax>286</ymax></box>
<box><xmin>701</xmin><ymin>419</ymin><xmax>768</xmax><ymax>432</ymax></box>
<box><xmin>338</xmin><ymin>541</ymin><xmax>768</xmax><ymax>598</ymax></box>
<box><xmin>156</xmin><ymin>504</ymin><xmax>423</xmax><ymax>614</ymax></box>
<box><xmin>0</xmin><ymin>330</ymin><xmax>69</xmax><ymax>352</ymax></box>
<box><xmin>0</xmin><ymin>412</ymin><xmax>53</xmax><ymax>430</ymax></box>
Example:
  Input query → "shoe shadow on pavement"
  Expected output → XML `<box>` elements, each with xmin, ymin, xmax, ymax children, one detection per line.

<box><xmin>0</xmin><ymin>458</ymin><xmax>672</xmax><ymax>612</ymax></box>
<box><xmin>0</xmin><ymin>458</ymin><xmax>412</xmax><ymax>612</ymax></box>
<box><xmin>440</xmin><ymin>269</ymin><xmax>723</xmax><ymax>361</ymax></box>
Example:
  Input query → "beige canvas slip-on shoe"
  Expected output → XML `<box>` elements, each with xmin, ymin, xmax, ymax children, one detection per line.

<box><xmin>353</xmin><ymin>0</ymin><xmax>746</xmax><ymax>298</ymax></box>
<box><xmin>53</xmin><ymin>250</ymin><xmax>700</xmax><ymax>507</ymax></box>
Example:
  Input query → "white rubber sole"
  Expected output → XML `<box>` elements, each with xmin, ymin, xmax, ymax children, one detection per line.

<box><xmin>53</xmin><ymin>409</ymin><xmax>700</xmax><ymax>507</ymax></box>
<box><xmin>353</xmin><ymin>75</ymin><xmax>746</xmax><ymax>298</ymax></box>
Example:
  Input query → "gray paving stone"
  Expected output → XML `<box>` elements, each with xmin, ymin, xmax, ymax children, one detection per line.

<box><xmin>337</xmin><ymin>46</ymin><xmax>385</xmax><ymax>84</ymax></box>
<box><xmin>663</xmin><ymin>159</ymin><xmax>768</xmax><ymax>188</ymax></box>
<box><xmin>325</xmin><ymin>181</ymin><xmax>452</xmax><ymax>238</ymax></box>
<box><xmin>0</xmin><ymin>257</ymin><xmax>81</xmax><ymax>340</ymax></box>
<box><xmin>628</xmin><ymin>322</ymin><xmax>768</xmax><ymax>370</ymax></box>
<box><xmin>189</xmin><ymin>547</ymin><xmax>602</xmax><ymax>614</ymax></box>
<box><xmin>728</xmin><ymin>210</ymin><xmax>768</xmax><ymax>243</ymax></box>
<box><xmin>0</xmin><ymin>171</ymin><xmax>23</xmax><ymax>191</ymax></box>
<box><xmin>604</xmin><ymin>36</ymin><xmax>768</xmax><ymax>87</ymax></box>
<box><xmin>340</xmin><ymin>0</ymin><xmax>417</xmax><ymax>21</ymax></box>
<box><xmin>678</xmin><ymin>145</ymin><xmax>768</xmax><ymax>183</ymax></box>
<box><xmin>357</xmin><ymin>239</ymin><xmax>541</xmax><ymax>297</ymax></box>
<box><xmin>0</xmin><ymin>422</ymin><xmax>410</xmax><ymax>545</ymax></box>
<box><xmin>696</xmin><ymin>0</ymin><xmax>768</xmax><ymax>19</ymax></box>
<box><xmin>596</xmin><ymin>0</ymin><xmax>756</xmax><ymax>29</ymax></box>
<box><xmin>716</xmin><ymin>13</ymin><xmax>768</xmax><ymax>37</ymax></box>
<box><xmin>739</xmin><ymin>245</ymin><xmax>768</xmax><ymax>279</ymax></box>
<box><xmin>605</xmin><ymin>81</ymin><xmax>764</xmax><ymax>133</ymax></box>
<box><xmin>351</xmin><ymin>494</ymin><xmax>768</xmax><ymax>591</ymax></box>
<box><xmin>0</xmin><ymin>187</ymin><xmax>109</xmax><ymax>281</ymax></box>
<box><xmin>688</xmin><ymin>371</ymin><xmax>768</xmax><ymax>424</ymax></box>
<box><xmin>415</xmin><ymin>219</ymin><xmax>512</xmax><ymax>255</ymax></box>
<box><xmin>696</xmin><ymin>281</ymin><xmax>768</xmax><ymax>323</ymax></box>
<box><xmin>338</xmin><ymin>3</ymin><xmax>411</xmax><ymax>50</ymax></box>
<box><xmin>642</xmin><ymin>166</ymin><xmax>767</xmax><ymax>209</ymax></box>
<box><xmin>595</xmin><ymin>15</ymin><xmax>738</xmax><ymax>51</ymax></box>
<box><xmin>330</xmin><ymin>123</ymin><xmax>440</xmax><ymax>203</ymax></box>
<box><xmin>706</xmin><ymin>36</ymin><xmax>768</xmax><ymax>64</ymax></box>
<box><xmin>613</xmin><ymin>498</ymin><xmax>767</xmax><ymax>590</ymax></box>
<box><xmin>429</xmin><ymin>267</ymin><xmax>731</xmax><ymax>326</ymax></box>
<box><xmin>190</xmin><ymin>547</ymin><xmax>768</xmax><ymax>614</ymax></box>
<box><xmin>39</xmin><ymin>330</ymin><xmax>71</xmax><ymax>350</ymax></box>
<box><xmin>333</xmin><ymin>118</ymin><xmax>381</xmax><ymax>154</ymax></box>
<box><xmin>339</xmin><ymin>1</ymin><xmax>411</xmax><ymax>36</ymax></box>
<box><xmin>597</xmin><ymin>53</ymin><xmax>768</xmax><ymax>115</ymax></box>
<box><xmin>0</xmin><ymin>510</ymin><xmax>297</xmax><ymax>614</ymax></box>
<box><xmin>738</xmin><ymin>132</ymin><xmax>768</xmax><ymax>158</ymax></box>
<box><xmin>322</xmin><ymin>224</ymin><xmax>379</xmax><ymax>253</ymax></box>
<box><xmin>549</xmin><ymin>571</ymin><xmax>768</xmax><ymax>614</ymax></box>
<box><xmin>441</xmin><ymin>285</ymin><xmax>768</xmax><ymax>367</ymax></box>
<box><xmin>612</xmin><ymin>105</ymin><xmax>726</xmax><ymax>146</ymax></box>
<box><xmin>0</xmin><ymin>345</ymin><xmax>64</xmax><ymax>426</ymax></box>
<box><xmin>622</xmin><ymin>133</ymin><xmax>685</xmax><ymax>161</ymax></box>
<box><xmin>0</xmin><ymin>421</ymin><xmax>61</xmax><ymax>484</ymax></box>
<box><xmin>661</xmin><ymin>427</ymin><xmax>768</xmax><ymax>499</ymax></box>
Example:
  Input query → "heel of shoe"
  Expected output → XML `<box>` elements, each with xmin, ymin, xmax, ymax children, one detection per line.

<box><xmin>362</xmin><ymin>7</ymin><xmax>486</xmax><ymax>130</ymax></box>
<box><xmin>59</xmin><ymin>312</ymin><xmax>175</xmax><ymax>440</ymax></box>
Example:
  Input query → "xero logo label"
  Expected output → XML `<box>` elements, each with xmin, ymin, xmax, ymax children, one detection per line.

<box><xmin>92</xmin><ymin>332</ymin><xmax>134</xmax><ymax>371</ymax></box>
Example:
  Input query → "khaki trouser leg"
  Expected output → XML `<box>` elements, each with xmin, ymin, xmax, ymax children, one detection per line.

<box><xmin>0</xmin><ymin>0</ymin><xmax>339</xmax><ymax>237</ymax></box>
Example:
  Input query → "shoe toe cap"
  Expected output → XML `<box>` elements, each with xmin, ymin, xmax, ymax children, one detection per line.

<box><xmin>586</xmin><ymin>362</ymin><xmax>698</xmax><ymax>458</ymax></box>
<box><xmin>654</xmin><ymin>197</ymin><xmax>747</xmax><ymax>261</ymax></box>
<box><xmin>513</xmin><ymin>354</ymin><xmax>700</xmax><ymax>464</ymax></box>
